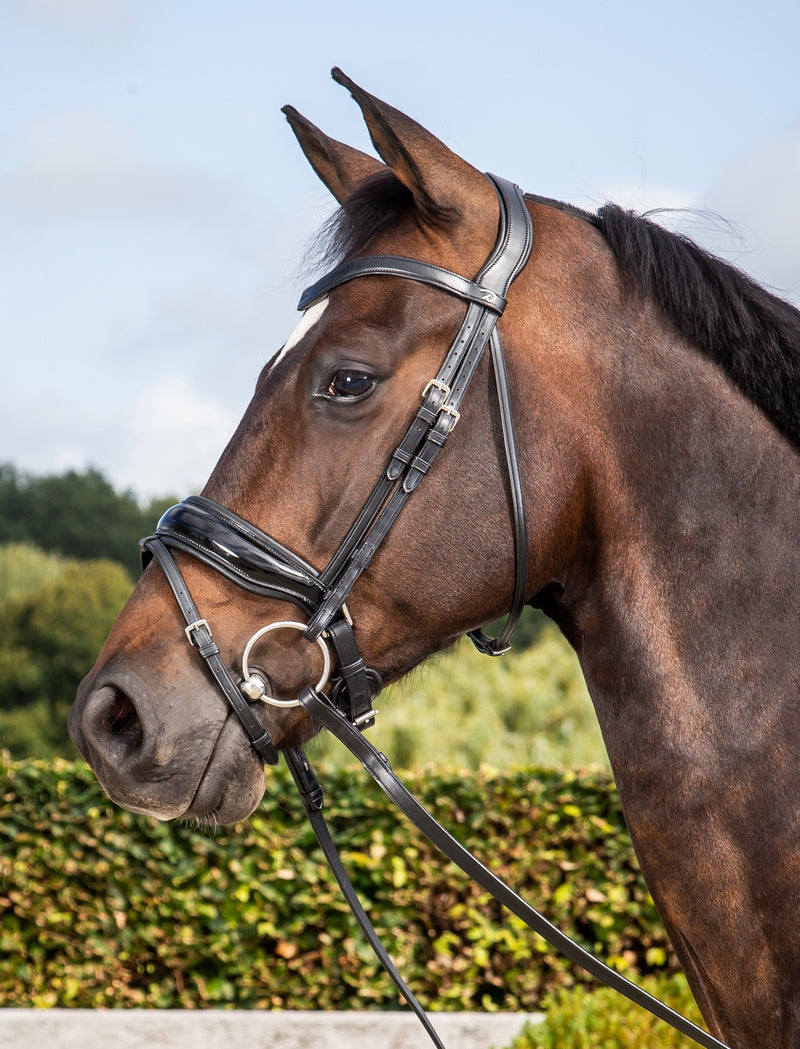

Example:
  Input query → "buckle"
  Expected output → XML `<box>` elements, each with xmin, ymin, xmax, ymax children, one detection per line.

<box><xmin>467</xmin><ymin>627</ymin><xmax>511</xmax><ymax>656</ymax></box>
<box><xmin>422</xmin><ymin>378</ymin><xmax>450</xmax><ymax>401</ymax></box>
<box><xmin>422</xmin><ymin>380</ymin><xmax>460</xmax><ymax>429</ymax></box>
<box><xmin>353</xmin><ymin>708</ymin><xmax>379</xmax><ymax>727</ymax></box>
<box><xmin>185</xmin><ymin>619</ymin><xmax>211</xmax><ymax>645</ymax></box>
<box><xmin>438</xmin><ymin>403</ymin><xmax>460</xmax><ymax>430</ymax></box>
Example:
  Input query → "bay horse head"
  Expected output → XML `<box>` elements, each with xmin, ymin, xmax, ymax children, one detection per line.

<box><xmin>70</xmin><ymin>69</ymin><xmax>549</xmax><ymax>822</ymax></box>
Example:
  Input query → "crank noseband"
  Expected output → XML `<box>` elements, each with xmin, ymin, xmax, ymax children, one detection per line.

<box><xmin>140</xmin><ymin>497</ymin><xmax>381</xmax><ymax>761</ymax></box>
<box><xmin>143</xmin><ymin>496</ymin><xmax>326</xmax><ymax>613</ymax></box>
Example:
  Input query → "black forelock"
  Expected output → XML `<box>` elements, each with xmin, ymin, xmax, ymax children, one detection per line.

<box><xmin>309</xmin><ymin>169</ymin><xmax>414</xmax><ymax>272</ymax></box>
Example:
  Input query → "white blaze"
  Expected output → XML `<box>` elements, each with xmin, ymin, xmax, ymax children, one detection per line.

<box><xmin>273</xmin><ymin>297</ymin><xmax>329</xmax><ymax>368</ymax></box>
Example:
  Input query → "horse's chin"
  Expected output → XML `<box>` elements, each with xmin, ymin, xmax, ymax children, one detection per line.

<box><xmin>171</xmin><ymin>718</ymin><xmax>269</xmax><ymax>825</ymax></box>
<box><xmin>90</xmin><ymin>715</ymin><xmax>268</xmax><ymax>825</ymax></box>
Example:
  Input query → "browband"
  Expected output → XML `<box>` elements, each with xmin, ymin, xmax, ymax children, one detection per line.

<box><xmin>298</xmin><ymin>255</ymin><xmax>508</xmax><ymax>313</ymax></box>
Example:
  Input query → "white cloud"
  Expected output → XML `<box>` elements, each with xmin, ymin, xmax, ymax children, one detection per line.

<box><xmin>5</xmin><ymin>111</ymin><xmax>219</xmax><ymax>216</ymax></box>
<box><xmin>575</xmin><ymin>133</ymin><xmax>800</xmax><ymax>308</ymax></box>
<box><xmin>576</xmin><ymin>178</ymin><xmax>752</xmax><ymax>262</ymax></box>
<box><xmin>1</xmin><ymin>374</ymin><xmax>238</xmax><ymax>501</ymax></box>
<box><xmin>578</xmin><ymin>180</ymin><xmax>698</xmax><ymax>217</ymax></box>
<box><xmin>705</xmin><ymin>122</ymin><xmax>800</xmax><ymax>302</ymax></box>
<box><xmin>0</xmin><ymin>104</ymin><xmax>319</xmax><ymax>502</ymax></box>
<box><xmin>116</xmin><ymin>376</ymin><xmax>241</xmax><ymax>499</ymax></box>
<box><xmin>12</xmin><ymin>0</ymin><xmax>131</xmax><ymax>17</ymax></box>
<box><xmin>7</xmin><ymin>0</ymin><xmax>148</xmax><ymax>42</ymax></box>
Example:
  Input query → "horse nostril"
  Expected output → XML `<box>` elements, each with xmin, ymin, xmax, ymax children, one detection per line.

<box><xmin>106</xmin><ymin>689</ymin><xmax>143</xmax><ymax>747</ymax></box>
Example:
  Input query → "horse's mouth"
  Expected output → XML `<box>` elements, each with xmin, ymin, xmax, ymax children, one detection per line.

<box><xmin>70</xmin><ymin>667</ymin><xmax>269</xmax><ymax>824</ymax></box>
<box><xmin>179</xmin><ymin>713</ymin><xmax>269</xmax><ymax>824</ymax></box>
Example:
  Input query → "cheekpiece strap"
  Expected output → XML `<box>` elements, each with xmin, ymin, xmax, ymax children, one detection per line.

<box><xmin>141</xmin><ymin>536</ymin><xmax>280</xmax><ymax>766</ymax></box>
<box><xmin>302</xmin><ymin>174</ymin><xmax>535</xmax><ymax>646</ymax></box>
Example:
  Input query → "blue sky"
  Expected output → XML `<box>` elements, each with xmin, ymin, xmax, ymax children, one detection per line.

<box><xmin>3</xmin><ymin>0</ymin><xmax>799</xmax><ymax>498</ymax></box>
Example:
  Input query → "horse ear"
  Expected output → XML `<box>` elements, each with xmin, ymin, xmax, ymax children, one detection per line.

<box><xmin>282</xmin><ymin>104</ymin><xmax>385</xmax><ymax>205</ymax></box>
<box><xmin>330</xmin><ymin>67</ymin><xmax>495</xmax><ymax>230</ymax></box>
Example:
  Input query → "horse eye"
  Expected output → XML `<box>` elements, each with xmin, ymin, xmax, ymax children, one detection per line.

<box><xmin>327</xmin><ymin>370</ymin><xmax>375</xmax><ymax>398</ymax></box>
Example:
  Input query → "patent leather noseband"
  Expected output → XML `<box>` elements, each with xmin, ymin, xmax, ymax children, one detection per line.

<box><xmin>150</xmin><ymin>496</ymin><xmax>327</xmax><ymax>611</ymax></box>
<box><xmin>141</xmin><ymin>172</ymin><xmax>534</xmax><ymax>757</ymax></box>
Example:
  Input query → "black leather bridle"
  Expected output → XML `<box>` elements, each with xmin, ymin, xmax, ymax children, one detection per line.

<box><xmin>141</xmin><ymin>173</ymin><xmax>533</xmax><ymax>757</ymax></box>
<box><xmin>140</xmin><ymin>174</ymin><xmax>728</xmax><ymax>1049</ymax></box>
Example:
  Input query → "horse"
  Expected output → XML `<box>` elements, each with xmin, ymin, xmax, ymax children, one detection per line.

<box><xmin>69</xmin><ymin>69</ymin><xmax>800</xmax><ymax>1048</ymax></box>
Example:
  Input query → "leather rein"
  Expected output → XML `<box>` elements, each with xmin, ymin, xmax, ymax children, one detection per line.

<box><xmin>140</xmin><ymin>175</ymin><xmax>729</xmax><ymax>1049</ymax></box>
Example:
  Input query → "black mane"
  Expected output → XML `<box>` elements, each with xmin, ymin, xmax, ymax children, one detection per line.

<box><xmin>594</xmin><ymin>203</ymin><xmax>800</xmax><ymax>450</ymax></box>
<box><xmin>313</xmin><ymin>173</ymin><xmax>800</xmax><ymax>449</ymax></box>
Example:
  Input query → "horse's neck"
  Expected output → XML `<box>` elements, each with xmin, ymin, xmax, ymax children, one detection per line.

<box><xmin>554</xmin><ymin>328</ymin><xmax>800</xmax><ymax>1043</ymax></box>
<box><xmin>576</xmin><ymin>335</ymin><xmax>800</xmax><ymax>757</ymax></box>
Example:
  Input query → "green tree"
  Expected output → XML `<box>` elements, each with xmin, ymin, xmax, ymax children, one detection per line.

<box><xmin>0</xmin><ymin>558</ymin><xmax>133</xmax><ymax>757</ymax></box>
<box><xmin>0</xmin><ymin>543</ymin><xmax>65</xmax><ymax>602</ymax></box>
<box><xmin>0</xmin><ymin>464</ymin><xmax>176</xmax><ymax>577</ymax></box>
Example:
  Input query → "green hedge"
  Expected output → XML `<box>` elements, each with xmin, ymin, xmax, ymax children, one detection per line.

<box><xmin>511</xmin><ymin>974</ymin><xmax>706</xmax><ymax>1048</ymax></box>
<box><xmin>0</xmin><ymin>755</ymin><xmax>679</xmax><ymax>1010</ymax></box>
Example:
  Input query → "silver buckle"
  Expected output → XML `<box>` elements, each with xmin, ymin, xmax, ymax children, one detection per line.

<box><xmin>185</xmin><ymin>619</ymin><xmax>210</xmax><ymax>645</ymax></box>
<box><xmin>354</xmin><ymin>708</ymin><xmax>379</xmax><ymax>727</ymax></box>
<box><xmin>422</xmin><ymin>379</ymin><xmax>459</xmax><ymax>429</ymax></box>
<box><xmin>439</xmin><ymin>404</ymin><xmax>460</xmax><ymax>429</ymax></box>
<box><xmin>422</xmin><ymin>378</ymin><xmax>450</xmax><ymax>401</ymax></box>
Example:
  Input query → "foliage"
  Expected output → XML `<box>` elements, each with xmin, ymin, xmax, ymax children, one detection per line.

<box><xmin>0</xmin><ymin>463</ymin><xmax>175</xmax><ymax>577</ymax></box>
<box><xmin>510</xmin><ymin>974</ymin><xmax>705</xmax><ymax>1049</ymax></box>
<box><xmin>0</xmin><ymin>556</ymin><xmax>133</xmax><ymax>754</ymax></box>
<box><xmin>0</xmin><ymin>465</ymin><xmax>603</xmax><ymax>773</ymax></box>
<box><xmin>0</xmin><ymin>701</ymin><xmax>58</xmax><ymax>761</ymax></box>
<box><xmin>0</xmin><ymin>555</ymin><xmax>605</xmax><ymax>769</ymax></box>
<box><xmin>313</xmin><ymin>618</ymin><xmax>608</xmax><ymax>773</ymax></box>
<box><xmin>0</xmin><ymin>756</ymin><xmax>680</xmax><ymax>1011</ymax></box>
<box><xmin>0</xmin><ymin>543</ymin><xmax>65</xmax><ymax>602</ymax></box>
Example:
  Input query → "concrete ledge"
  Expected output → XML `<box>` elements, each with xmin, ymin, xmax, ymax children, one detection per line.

<box><xmin>0</xmin><ymin>1009</ymin><xmax>543</xmax><ymax>1049</ymax></box>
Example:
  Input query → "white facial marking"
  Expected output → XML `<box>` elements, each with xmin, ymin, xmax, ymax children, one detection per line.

<box><xmin>273</xmin><ymin>297</ymin><xmax>329</xmax><ymax>368</ymax></box>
